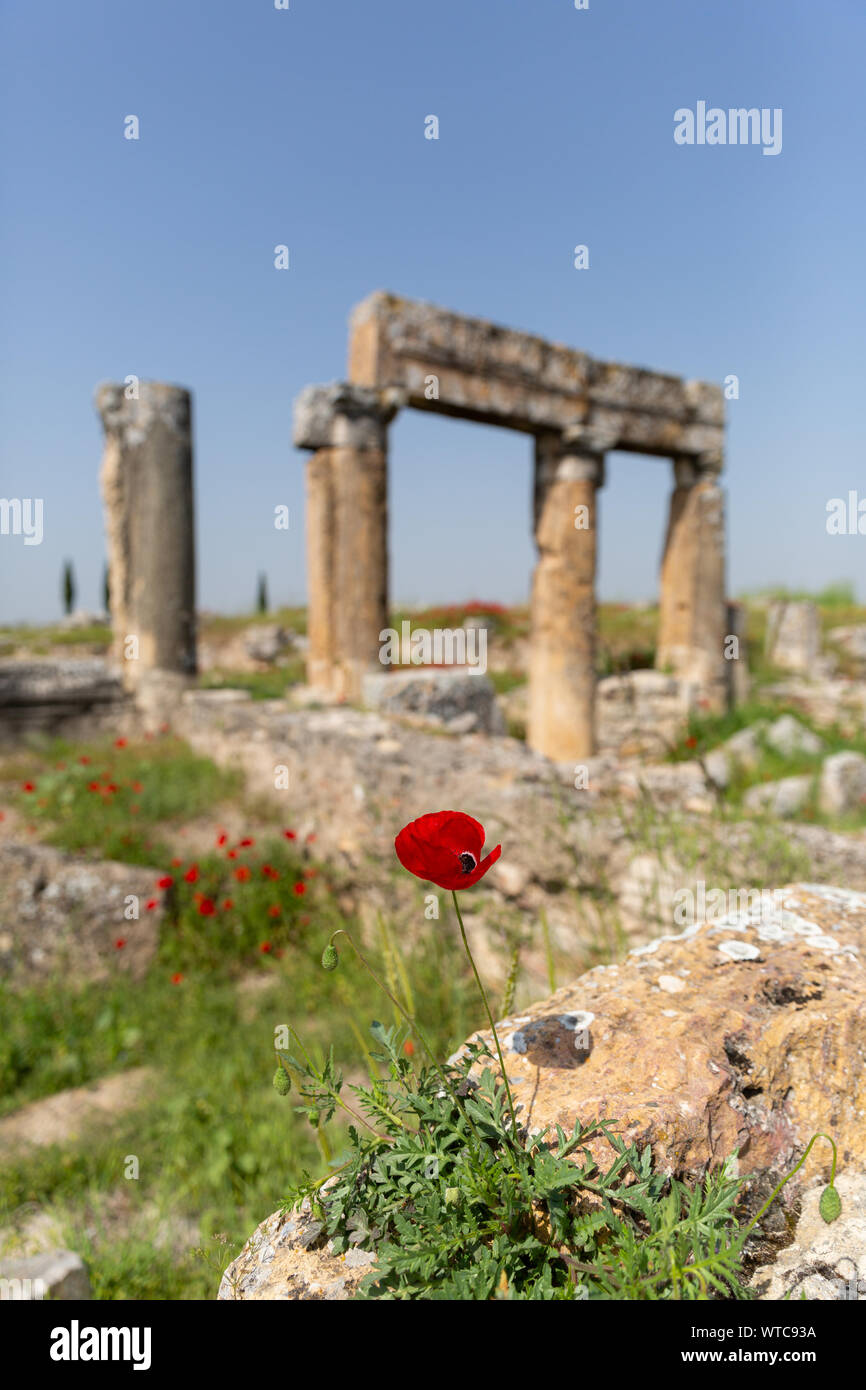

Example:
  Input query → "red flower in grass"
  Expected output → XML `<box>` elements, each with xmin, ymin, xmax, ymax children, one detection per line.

<box><xmin>685</xmin><ymin>736</ymin><xmax>698</xmax><ymax>751</ymax></box>
<box><xmin>260</xmin><ymin>941</ymin><xmax>272</xmax><ymax>953</ymax></box>
<box><xmin>79</xmin><ymin>756</ymin><xmax>91</xmax><ymax>765</ymax></box>
<box><xmin>171</xmin><ymin>972</ymin><xmax>183</xmax><ymax>985</ymax></box>
<box><xmin>403</xmin><ymin>1039</ymin><xmax>415</xmax><ymax>1057</ymax></box>
<box><xmin>88</xmin><ymin>781</ymin><xmax>100</xmax><ymax>792</ymax></box>
<box><xmin>145</xmin><ymin>898</ymin><xmax>159</xmax><ymax>911</ymax></box>
<box><xmin>157</xmin><ymin>875</ymin><xmax>173</xmax><ymax>889</ymax></box>
<box><xmin>115</xmin><ymin>938</ymin><xmax>126</xmax><ymax>950</ymax></box>
<box><xmin>227</xmin><ymin>850</ymin><xmax>238</xmax><ymax>860</ymax></box>
<box><xmin>234</xmin><ymin>866</ymin><xmax>251</xmax><ymax>883</ymax></box>
<box><xmin>395</xmin><ymin>811</ymin><xmax>501</xmax><ymax>891</ymax></box>
<box><xmin>283</xmin><ymin>829</ymin><xmax>296</xmax><ymax>841</ymax></box>
<box><xmin>198</xmin><ymin>898</ymin><xmax>216</xmax><ymax>916</ymax></box>
<box><xmin>293</xmin><ymin>882</ymin><xmax>306</xmax><ymax>896</ymax></box>
<box><xmin>239</xmin><ymin>837</ymin><xmax>254</xmax><ymax>848</ymax></box>
<box><xmin>131</xmin><ymin>781</ymin><xmax>143</xmax><ymax>793</ymax></box>
<box><xmin>21</xmin><ymin>782</ymin><xmax>35</xmax><ymax>793</ymax></box>
<box><xmin>171</xmin><ymin>857</ymin><xmax>182</xmax><ymax>868</ymax></box>
<box><xmin>268</xmin><ymin>905</ymin><xmax>281</xmax><ymax>918</ymax></box>
<box><xmin>184</xmin><ymin>864</ymin><xmax>199</xmax><ymax>884</ymax></box>
<box><xmin>115</xmin><ymin>738</ymin><xmax>127</xmax><ymax>748</ymax></box>
<box><xmin>216</xmin><ymin>832</ymin><xmax>227</xmax><ymax>847</ymax></box>
<box><xmin>221</xmin><ymin>898</ymin><xmax>234</xmax><ymax>911</ymax></box>
<box><xmin>261</xmin><ymin>864</ymin><xmax>279</xmax><ymax>880</ymax></box>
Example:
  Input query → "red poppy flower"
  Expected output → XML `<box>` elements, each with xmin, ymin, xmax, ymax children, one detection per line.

<box><xmin>260</xmin><ymin>941</ymin><xmax>272</xmax><ymax>953</ymax></box>
<box><xmin>171</xmin><ymin>857</ymin><xmax>182</xmax><ymax>868</ymax></box>
<box><xmin>199</xmin><ymin>898</ymin><xmax>216</xmax><ymax>916</ymax></box>
<box><xmin>234</xmin><ymin>866</ymin><xmax>251</xmax><ymax>882</ymax></box>
<box><xmin>115</xmin><ymin>938</ymin><xmax>126</xmax><ymax>950</ymax></box>
<box><xmin>88</xmin><ymin>781</ymin><xmax>100</xmax><ymax>792</ymax></box>
<box><xmin>79</xmin><ymin>756</ymin><xmax>91</xmax><ymax>765</ymax></box>
<box><xmin>283</xmin><ymin>829</ymin><xmax>296</xmax><ymax>841</ymax></box>
<box><xmin>171</xmin><ymin>972</ymin><xmax>183</xmax><ymax>985</ymax></box>
<box><xmin>239</xmin><ymin>837</ymin><xmax>254</xmax><ymax>848</ymax></box>
<box><xmin>395</xmin><ymin>811</ymin><xmax>501</xmax><ymax>891</ymax></box>
<box><xmin>157</xmin><ymin>875</ymin><xmax>173</xmax><ymax>889</ymax></box>
<box><xmin>293</xmin><ymin>882</ymin><xmax>306</xmax><ymax>896</ymax></box>
<box><xmin>261</xmin><ymin>864</ymin><xmax>278</xmax><ymax>880</ymax></box>
<box><xmin>403</xmin><ymin>1039</ymin><xmax>415</xmax><ymax>1057</ymax></box>
<box><xmin>216</xmin><ymin>832</ymin><xmax>227</xmax><ymax>847</ymax></box>
<box><xmin>268</xmin><ymin>904</ymin><xmax>281</xmax><ymax>917</ymax></box>
<box><xmin>145</xmin><ymin>898</ymin><xmax>159</xmax><ymax>911</ymax></box>
<box><xmin>184</xmin><ymin>864</ymin><xmax>199</xmax><ymax>884</ymax></box>
<box><xmin>115</xmin><ymin>738</ymin><xmax>127</xmax><ymax>748</ymax></box>
<box><xmin>221</xmin><ymin>898</ymin><xmax>234</xmax><ymax>910</ymax></box>
<box><xmin>131</xmin><ymin>781</ymin><xmax>143</xmax><ymax>793</ymax></box>
<box><xmin>21</xmin><ymin>782</ymin><xmax>35</xmax><ymax>793</ymax></box>
<box><xmin>685</xmin><ymin>736</ymin><xmax>698</xmax><ymax>750</ymax></box>
<box><xmin>227</xmin><ymin>849</ymin><xmax>237</xmax><ymax>860</ymax></box>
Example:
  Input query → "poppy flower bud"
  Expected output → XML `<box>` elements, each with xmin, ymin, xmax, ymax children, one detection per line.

<box><xmin>272</xmin><ymin>1065</ymin><xmax>291</xmax><ymax>1096</ymax></box>
<box><xmin>444</xmin><ymin>1187</ymin><xmax>462</xmax><ymax>1207</ymax></box>
<box><xmin>321</xmin><ymin>943</ymin><xmax>338</xmax><ymax>971</ymax></box>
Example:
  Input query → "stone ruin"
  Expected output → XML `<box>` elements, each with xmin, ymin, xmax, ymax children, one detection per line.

<box><xmin>2</xmin><ymin>293</ymin><xmax>729</xmax><ymax>754</ymax></box>
<box><xmin>293</xmin><ymin>291</ymin><xmax>728</xmax><ymax>761</ymax></box>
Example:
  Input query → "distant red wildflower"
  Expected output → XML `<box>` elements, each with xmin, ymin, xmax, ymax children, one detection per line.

<box><xmin>260</xmin><ymin>941</ymin><xmax>272</xmax><ymax>953</ymax></box>
<box><xmin>268</xmin><ymin>905</ymin><xmax>281</xmax><ymax>918</ymax></box>
<box><xmin>157</xmin><ymin>876</ymin><xmax>173</xmax><ymax>889</ymax></box>
<box><xmin>234</xmin><ymin>866</ymin><xmax>251</xmax><ymax>882</ymax></box>
<box><xmin>293</xmin><ymin>882</ymin><xmax>306</xmax><ymax>896</ymax></box>
<box><xmin>171</xmin><ymin>972</ymin><xmax>183</xmax><ymax>985</ymax></box>
<box><xmin>115</xmin><ymin>738</ymin><xmax>127</xmax><ymax>748</ymax></box>
<box><xmin>145</xmin><ymin>898</ymin><xmax>159</xmax><ymax>911</ymax></box>
<box><xmin>21</xmin><ymin>782</ymin><xmax>35</xmax><ymax>792</ymax></box>
<box><xmin>184</xmin><ymin>865</ymin><xmax>199</xmax><ymax>884</ymax></box>
<box><xmin>115</xmin><ymin>938</ymin><xmax>126</xmax><ymax>950</ymax></box>
<box><xmin>198</xmin><ymin>898</ymin><xmax>216</xmax><ymax>916</ymax></box>
<box><xmin>283</xmin><ymin>830</ymin><xmax>296</xmax><ymax>840</ymax></box>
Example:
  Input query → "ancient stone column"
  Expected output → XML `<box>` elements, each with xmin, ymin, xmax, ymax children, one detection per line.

<box><xmin>304</xmin><ymin>449</ymin><xmax>336</xmax><ymax>691</ymax></box>
<box><xmin>293</xmin><ymin>384</ymin><xmax>401</xmax><ymax>699</ymax></box>
<box><xmin>528</xmin><ymin>432</ymin><xmax>604</xmax><ymax>762</ymax></box>
<box><xmin>96</xmin><ymin>382</ymin><xmax>197</xmax><ymax>696</ymax></box>
<box><xmin>657</xmin><ymin>455</ymin><xmax>727</xmax><ymax>708</ymax></box>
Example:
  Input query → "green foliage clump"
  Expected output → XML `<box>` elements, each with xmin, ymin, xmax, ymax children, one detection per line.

<box><xmin>284</xmin><ymin>1024</ymin><xmax>752</xmax><ymax>1301</ymax></box>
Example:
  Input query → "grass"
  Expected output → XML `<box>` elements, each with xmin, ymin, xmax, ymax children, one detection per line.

<box><xmin>0</xmin><ymin>863</ymin><xmax>486</xmax><ymax>1299</ymax></box>
<box><xmin>4</xmin><ymin>734</ymin><xmax>242</xmax><ymax>866</ymax></box>
<box><xmin>199</xmin><ymin>662</ymin><xmax>305</xmax><ymax>700</ymax></box>
<box><xmin>668</xmin><ymin>700</ymin><xmax>866</xmax><ymax>830</ymax></box>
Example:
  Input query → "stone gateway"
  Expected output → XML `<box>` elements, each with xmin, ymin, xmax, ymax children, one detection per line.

<box><xmin>294</xmin><ymin>292</ymin><xmax>727</xmax><ymax>761</ymax></box>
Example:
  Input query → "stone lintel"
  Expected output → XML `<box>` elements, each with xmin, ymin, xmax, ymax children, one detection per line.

<box><xmin>293</xmin><ymin>382</ymin><xmax>405</xmax><ymax>452</ymax></box>
<box><xmin>348</xmin><ymin>291</ymin><xmax>725</xmax><ymax>462</ymax></box>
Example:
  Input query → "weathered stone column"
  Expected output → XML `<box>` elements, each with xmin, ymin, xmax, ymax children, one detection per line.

<box><xmin>528</xmin><ymin>431</ymin><xmax>604</xmax><ymax>762</ymax></box>
<box><xmin>293</xmin><ymin>385</ymin><xmax>401</xmax><ymax>699</ymax></box>
<box><xmin>96</xmin><ymin>382</ymin><xmax>197</xmax><ymax>696</ymax></box>
<box><xmin>657</xmin><ymin>454</ymin><xmax>727</xmax><ymax>708</ymax></box>
<box><xmin>304</xmin><ymin>449</ymin><xmax>336</xmax><ymax>691</ymax></box>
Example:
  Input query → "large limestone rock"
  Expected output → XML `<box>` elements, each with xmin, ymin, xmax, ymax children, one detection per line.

<box><xmin>0</xmin><ymin>659</ymin><xmax>125</xmax><ymax>740</ymax></box>
<box><xmin>0</xmin><ymin>1249</ymin><xmax>91</xmax><ymax>1301</ymax></box>
<box><xmin>362</xmin><ymin>669</ymin><xmax>506</xmax><ymax>735</ymax></box>
<box><xmin>765</xmin><ymin>600</ymin><xmax>822</xmax><ymax>675</ymax></box>
<box><xmin>0</xmin><ymin>842</ymin><xmax>161</xmax><ymax>987</ymax></box>
<box><xmin>819</xmin><ymin>752</ymin><xmax>866</xmax><ymax>817</ymax></box>
<box><xmin>219</xmin><ymin>883</ymin><xmax>866</xmax><ymax>1300</ymax></box>
<box><xmin>749</xmin><ymin>1173</ymin><xmax>866</xmax><ymax>1301</ymax></box>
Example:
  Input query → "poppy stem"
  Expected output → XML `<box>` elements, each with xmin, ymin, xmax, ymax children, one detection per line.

<box><xmin>450</xmin><ymin>891</ymin><xmax>520</xmax><ymax>1141</ymax></box>
<box><xmin>327</xmin><ymin>928</ymin><xmax>485</xmax><ymax>1147</ymax></box>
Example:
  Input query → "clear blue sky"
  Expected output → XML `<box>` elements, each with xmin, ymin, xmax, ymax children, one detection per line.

<box><xmin>1</xmin><ymin>0</ymin><xmax>863</xmax><ymax>623</ymax></box>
